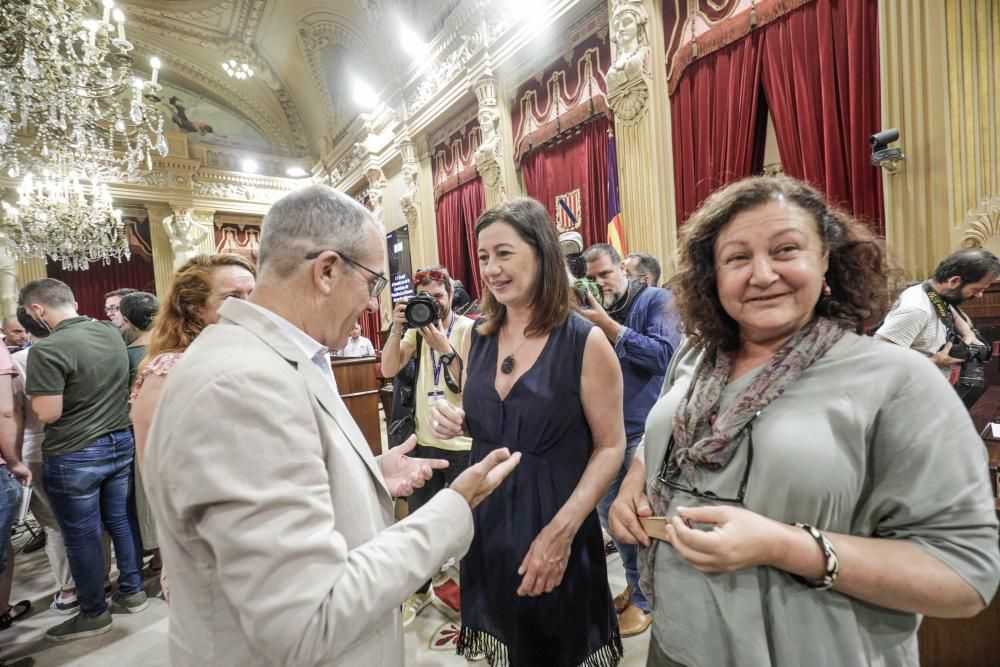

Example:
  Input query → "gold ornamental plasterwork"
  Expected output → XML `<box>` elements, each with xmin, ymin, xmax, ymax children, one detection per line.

<box><xmin>959</xmin><ymin>199</ymin><xmax>1000</xmax><ymax>250</ymax></box>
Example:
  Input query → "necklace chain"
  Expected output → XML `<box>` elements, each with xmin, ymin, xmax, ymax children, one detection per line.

<box><xmin>500</xmin><ymin>326</ymin><xmax>531</xmax><ymax>375</ymax></box>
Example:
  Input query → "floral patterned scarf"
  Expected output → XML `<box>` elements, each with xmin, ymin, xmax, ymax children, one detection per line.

<box><xmin>637</xmin><ymin>317</ymin><xmax>847</xmax><ymax>605</ymax></box>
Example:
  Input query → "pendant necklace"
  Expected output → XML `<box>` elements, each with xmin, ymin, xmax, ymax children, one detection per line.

<box><xmin>500</xmin><ymin>329</ymin><xmax>530</xmax><ymax>375</ymax></box>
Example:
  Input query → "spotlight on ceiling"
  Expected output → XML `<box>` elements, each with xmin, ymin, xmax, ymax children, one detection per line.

<box><xmin>352</xmin><ymin>79</ymin><xmax>379</xmax><ymax>110</ymax></box>
<box><xmin>241</xmin><ymin>159</ymin><xmax>258</xmax><ymax>173</ymax></box>
<box><xmin>285</xmin><ymin>166</ymin><xmax>308</xmax><ymax>178</ymax></box>
<box><xmin>506</xmin><ymin>0</ymin><xmax>535</xmax><ymax>16</ymax></box>
<box><xmin>398</xmin><ymin>22</ymin><xmax>429</xmax><ymax>58</ymax></box>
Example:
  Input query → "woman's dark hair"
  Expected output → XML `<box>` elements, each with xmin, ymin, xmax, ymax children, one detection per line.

<box><xmin>670</xmin><ymin>175</ymin><xmax>893</xmax><ymax>352</ymax></box>
<box><xmin>119</xmin><ymin>292</ymin><xmax>160</xmax><ymax>332</ymax></box>
<box><xmin>474</xmin><ymin>197</ymin><xmax>571</xmax><ymax>337</ymax></box>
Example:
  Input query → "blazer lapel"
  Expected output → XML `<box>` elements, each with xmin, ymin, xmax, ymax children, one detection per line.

<box><xmin>218</xmin><ymin>300</ymin><xmax>392</xmax><ymax>500</ymax></box>
<box><xmin>297</xmin><ymin>360</ymin><xmax>392</xmax><ymax>499</ymax></box>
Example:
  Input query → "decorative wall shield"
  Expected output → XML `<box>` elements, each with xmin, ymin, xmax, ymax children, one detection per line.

<box><xmin>555</xmin><ymin>188</ymin><xmax>583</xmax><ymax>231</ymax></box>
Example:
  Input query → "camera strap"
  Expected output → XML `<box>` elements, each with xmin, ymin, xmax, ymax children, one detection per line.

<box><xmin>429</xmin><ymin>314</ymin><xmax>457</xmax><ymax>389</ymax></box>
<box><xmin>922</xmin><ymin>282</ymin><xmax>958</xmax><ymax>334</ymax></box>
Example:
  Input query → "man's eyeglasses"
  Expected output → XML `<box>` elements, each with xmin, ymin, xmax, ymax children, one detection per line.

<box><xmin>305</xmin><ymin>250</ymin><xmax>387</xmax><ymax>298</ymax></box>
<box><xmin>105</xmin><ymin>305</ymin><xmax>120</xmax><ymax>315</ymax></box>
<box><xmin>657</xmin><ymin>411</ymin><xmax>759</xmax><ymax>505</ymax></box>
<box><xmin>413</xmin><ymin>268</ymin><xmax>449</xmax><ymax>284</ymax></box>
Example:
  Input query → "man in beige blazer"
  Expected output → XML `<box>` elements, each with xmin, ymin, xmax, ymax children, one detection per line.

<box><xmin>144</xmin><ymin>185</ymin><xmax>519</xmax><ymax>666</ymax></box>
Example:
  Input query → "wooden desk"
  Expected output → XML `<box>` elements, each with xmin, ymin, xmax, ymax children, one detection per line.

<box><xmin>331</xmin><ymin>356</ymin><xmax>382</xmax><ymax>457</ymax></box>
<box><xmin>916</xmin><ymin>385</ymin><xmax>1000</xmax><ymax>666</ymax></box>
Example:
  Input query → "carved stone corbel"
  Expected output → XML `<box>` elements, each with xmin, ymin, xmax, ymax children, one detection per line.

<box><xmin>604</xmin><ymin>0</ymin><xmax>677</xmax><ymax>275</ymax></box>
<box><xmin>473</xmin><ymin>75</ymin><xmax>508</xmax><ymax>207</ymax></box>
<box><xmin>606</xmin><ymin>0</ymin><xmax>652</xmax><ymax>126</ymax></box>
<box><xmin>165</xmin><ymin>206</ymin><xmax>215</xmax><ymax>270</ymax></box>
<box><xmin>364</xmin><ymin>167</ymin><xmax>388</xmax><ymax>221</ymax></box>
<box><xmin>398</xmin><ymin>140</ymin><xmax>420</xmax><ymax>226</ymax></box>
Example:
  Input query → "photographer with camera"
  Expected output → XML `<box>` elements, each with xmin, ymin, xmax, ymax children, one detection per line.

<box><xmin>380</xmin><ymin>266</ymin><xmax>474</xmax><ymax>625</ymax></box>
<box><xmin>580</xmin><ymin>243</ymin><xmax>683</xmax><ymax>637</ymax></box>
<box><xmin>876</xmin><ymin>249</ymin><xmax>1000</xmax><ymax>408</ymax></box>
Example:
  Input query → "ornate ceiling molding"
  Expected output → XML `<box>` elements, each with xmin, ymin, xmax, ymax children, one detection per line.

<box><xmin>297</xmin><ymin>12</ymin><xmax>379</xmax><ymax>138</ymax></box>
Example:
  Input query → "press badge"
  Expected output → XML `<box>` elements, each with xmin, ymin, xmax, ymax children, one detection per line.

<box><xmin>428</xmin><ymin>390</ymin><xmax>445</xmax><ymax>405</ymax></box>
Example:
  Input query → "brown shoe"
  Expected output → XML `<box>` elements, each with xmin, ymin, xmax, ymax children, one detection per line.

<box><xmin>613</xmin><ymin>584</ymin><xmax>632</xmax><ymax>614</ymax></box>
<box><xmin>618</xmin><ymin>603</ymin><xmax>651</xmax><ymax>637</ymax></box>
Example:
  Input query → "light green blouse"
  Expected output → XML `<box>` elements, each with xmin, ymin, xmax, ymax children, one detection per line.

<box><xmin>643</xmin><ymin>331</ymin><xmax>1000</xmax><ymax>667</ymax></box>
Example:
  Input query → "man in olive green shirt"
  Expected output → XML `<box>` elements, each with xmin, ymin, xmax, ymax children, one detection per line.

<box><xmin>19</xmin><ymin>278</ymin><xmax>146</xmax><ymax>642</ymax></box>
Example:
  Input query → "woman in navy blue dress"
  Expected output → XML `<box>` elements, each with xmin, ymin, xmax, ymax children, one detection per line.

<box><xmin>431</xmin><ymin>197</ymin><xmax>625</xmax><ymax>666</ymax></box>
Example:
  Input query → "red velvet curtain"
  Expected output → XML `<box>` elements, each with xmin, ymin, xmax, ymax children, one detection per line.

<box><xmin>435</xmin><ymin>177</ymin><xmax>485</xmax><ymax>299</ymax></box>
<box><xmin>360</xmin><ymin>300</ymin><xmax>381</xmax><ymax>351</ymax></box>
<box><xmin>671</xmin><ymin>33</ymin><xmax>768</xmax><ymax>224</ymax></box>
<box><xmin>669</xmin><ymin>0</ymin><xmax>884</xmax><ymax>232</ymax></box>
<box><xmin>459</xmin><ymin>178</ymin><xmax>486</xmax><ymax>300</ymax></box>
<box><xmin>760</xmin><ymin>0</ymin><xmax>884</xmax><ymax>233</ymax></box>
<box><xmin>521</xmin><ymin>115</ymin><xmax>609</xmax><ymax>248</ymax></box>
<box><xmin>47</xmin><ymin>219</ymin><xmax>156</xmax><ymax>320</ymax></box>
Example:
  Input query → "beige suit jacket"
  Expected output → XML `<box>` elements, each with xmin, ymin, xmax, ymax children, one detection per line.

<box><xmin>144</xmin><ymin>299</ymin><xmax>474</xmax><ymax>666</ymax></box>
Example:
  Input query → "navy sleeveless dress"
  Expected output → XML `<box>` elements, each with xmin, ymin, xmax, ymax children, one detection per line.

<box><xmin>457</xmin><ymin>313</ymin><xmax>623</xmax><ymax>667</ymax></box>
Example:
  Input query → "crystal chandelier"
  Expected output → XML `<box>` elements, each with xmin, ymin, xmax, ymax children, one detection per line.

<box><xmin>222</xmin><ymin>59</ymin><xmax>254</xmax><ymax>80</ymax></box>
<box><xmin>0</xmin><ymin>0</ymin><xmax>166</xmax><ymax>268</ymax></box>
<box><xmin>1</xmin><ymin>170</ymin><xmax>128</xmax><ymax>271</ymax></box>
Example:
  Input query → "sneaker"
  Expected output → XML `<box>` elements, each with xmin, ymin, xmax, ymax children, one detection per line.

<box><xmin>111</xmin><ymin>590</ymin><xmax>148</xmax><ymax>614</ymax></box>
<box><xmin>46</xmin><ymin>610</ymin><xmax>113</xmax><ymax>641</ymax></box>
<box><xmin>49</xmin><ymin>593</ymin><xmax>80</xmax><ymax>615</ymax></box>
<box><xmin>401</xmin><ymin>591</ymin><xmax>432</xmax><ymax>627</ymax></box>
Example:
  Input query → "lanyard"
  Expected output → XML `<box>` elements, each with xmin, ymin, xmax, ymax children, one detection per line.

<box><xmin>430</xmin><ymin>313</ymin><xmax>457</xmax><ymax>387</ymax></box>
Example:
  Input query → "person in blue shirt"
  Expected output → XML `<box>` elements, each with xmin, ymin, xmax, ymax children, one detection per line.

<box><xmin>582</xmin><ymin>243</ymin><xmax>683</xmax><ymax>637</ymax></box>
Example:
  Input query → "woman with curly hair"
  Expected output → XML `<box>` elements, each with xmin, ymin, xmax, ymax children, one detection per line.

<box><xmin>608</xmin><ymin>175</ymin><xmax>1000</xmax><ymax>666</ymax></box>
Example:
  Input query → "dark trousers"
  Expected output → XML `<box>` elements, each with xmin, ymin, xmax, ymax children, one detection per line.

<box><xmin>406</xmin><ymin>444</ymin><xmax>471</xmax><ymax>513</ymax></box>
<box><xmin>43</xmin><ymin>428</ymin><xmax>144</xmax><ymax>617</ymax></box>
<box><xmin>408</xmin><ymin>444</ymin><xmax>470</xmax><ymax>594</ymax></box>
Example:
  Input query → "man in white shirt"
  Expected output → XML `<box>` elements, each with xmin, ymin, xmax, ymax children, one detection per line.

<box><xmin>876</xmin><ymin>249</ymin><xmax>999</xmax><ymax>404</ymax></box>
<box><xmin>341</xmin><ymin>322</ymin><xmax>375</xmax><ymax>357</ymax></box>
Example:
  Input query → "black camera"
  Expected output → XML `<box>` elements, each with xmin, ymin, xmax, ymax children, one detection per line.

<box><xmin>572</xmin><ymin>277</ymin><xmax>600</xmax><ymax>308</ymax></box>
<box><xmin>949</xmin><ymin>334</ymin><xmax>993</xmax><ymax>388</ymax></box>
<box><xmin>404</xmin><ymin>293</ymin><xmax>440</xmax><ymax>328</ymax></box>
<box><xmin>869</xmin><ymin>129</ymin><xmax>899</xmax><ymax>148</ymax></box>
<box><xmin>566</xmin><ymin>252</ymin><xmax>587</xmax><ymax>280</ymax></box>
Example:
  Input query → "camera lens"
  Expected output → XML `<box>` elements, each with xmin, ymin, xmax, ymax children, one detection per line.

<box><xmin>404</xmin><ymin>294</ymin><xmax>439</xmax><ymax>328</ymax></box>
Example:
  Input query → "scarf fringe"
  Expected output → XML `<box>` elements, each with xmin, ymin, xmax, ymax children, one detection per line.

<box><xmin>457</xmin><ymin>626</ymin><xmax>624</xmax><ymax>667</ymax></box>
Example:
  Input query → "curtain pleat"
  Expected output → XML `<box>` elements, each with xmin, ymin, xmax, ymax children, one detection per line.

<box><xmin>521</xmin><ymin>116</ymin><xmax>610</xmax><ymax>248</ymax></box>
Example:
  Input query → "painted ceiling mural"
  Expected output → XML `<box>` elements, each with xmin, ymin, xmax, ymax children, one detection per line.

<box><xmin>147</xmin><ymin>81</ymin><xmax>272</xmax><ymax>152</ymax></box>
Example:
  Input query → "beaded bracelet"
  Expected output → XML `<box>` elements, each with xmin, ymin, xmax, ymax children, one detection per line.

<box><xmin>791</xmin><ymin>522</ymin><xmax>839</xmax><ymax>591</ymax></box>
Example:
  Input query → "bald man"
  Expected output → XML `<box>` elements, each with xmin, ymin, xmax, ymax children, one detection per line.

<box><xmin>1</xmin><ymin>315</ymin><xmax>30</xmax><ymax>353</ymax></box>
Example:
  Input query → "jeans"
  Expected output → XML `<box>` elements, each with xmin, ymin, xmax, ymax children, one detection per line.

<box><xmin>43</xmin><ymin>428</ymin><xmax>144</xmax><ymax>617</ymax></box>
<box><xmin>0</xmin><ymin>467</ymin><xmax>22</xmax><ymax>572</ymax></box>
<box><xmin>597</xmin><ymin>434</ymin><xmax>650</xmax><ymax>612</ymax></box>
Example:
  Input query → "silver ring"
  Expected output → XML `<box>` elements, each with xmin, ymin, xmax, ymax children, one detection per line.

<box><xmin>433</xmin><ymin>419</ymin><xmax>439</xmax><ymax>431</ymax></box>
